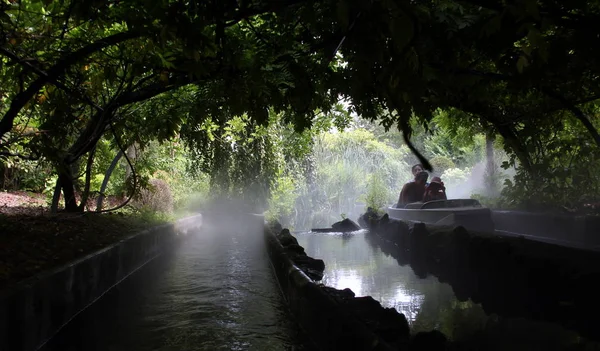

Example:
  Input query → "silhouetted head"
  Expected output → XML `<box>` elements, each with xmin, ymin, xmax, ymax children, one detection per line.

<box><xmin>430</xmin><ymin>176</ymin><xmax>442</xmax><ymax>184</ymax></box>
<box><xmin>411</xmin><ymin>164</ymin><xmax>424</xmax><ymax>176</ymax></box>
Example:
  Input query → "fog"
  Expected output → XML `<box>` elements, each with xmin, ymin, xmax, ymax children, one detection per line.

<box><xmin>190</xmin><ymin>126</ymin><xmax>516</xmax><ymax>233</ymax></box>
<box><xmin>445</xmin><ymin>160</ymin><xmax>516</xmax><ymax>200</ymax></box>
<box><xmin>269</xmin><ymin>129</ymin><xmax>516</xmax><ymax>231</ymax></box>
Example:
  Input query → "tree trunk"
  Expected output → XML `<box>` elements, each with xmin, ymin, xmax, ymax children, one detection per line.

<box><xmin>96</xmin><ymin>150</ymin><xmax>123</xmax><ymax>211</ymax></box>
<box><xmin>484</xmin><ymin>131</ymin><xmax>498</xmax><ymax>197</ymax></box>
<box><xmin>50</xmin><ymin>159</ymin><xmax>82</xmax><ymax>213</ymax></box>
<box><xmin>124</xmin><ymin>143</ymin><xmax>137</xmax><ymax>181</ymax></box>
<box><xmin>59</xmin><ymin>171</ymin><xmax>80</xmax><ymax>212</ymax></box>
<box><xmin>78</xmin><ymin>146</ymin><xmax>96</xmax><ymax>211</ymax></box>
<box><xmin>485</xmin><ymin>132</ymin><xmax>495</xmax><ymax>171</ymax></box>
<box><xmin>50</xmin><ymin>177</ymin><xmax>61</xmax><ymax>214</ymax></box>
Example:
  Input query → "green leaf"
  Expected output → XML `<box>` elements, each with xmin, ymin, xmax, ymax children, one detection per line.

<box><xmin>527</xmin><ymin>27</ymin><xmax>543</xmax><ymax>48</ymax></box>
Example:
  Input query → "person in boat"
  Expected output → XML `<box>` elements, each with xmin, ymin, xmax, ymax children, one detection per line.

<box><xmin>423</xmin><ymin>176</ymin><xmax>447</xmax><ymax>202</ymax></box>
<box><xmin>410</xmin><ymin>164</ymin><xmax>425</xmax><ymax>181</ymax></box>
<box><xmin>396</xmin><ymin>170</ymin><xmax>429</xmax><ymax>207</ymax></box>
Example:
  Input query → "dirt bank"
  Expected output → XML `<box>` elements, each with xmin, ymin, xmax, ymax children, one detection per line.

<box><xmin>0</xmin><ymin>192</ymin><xmax>167</xmax><ymax>289</ymax></box>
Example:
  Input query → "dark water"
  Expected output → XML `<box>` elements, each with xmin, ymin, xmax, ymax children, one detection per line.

<box><xmin>41</xmin><ymin>219</ymin><xmax>313</xmax><ymax>351</ymax></box>
<box><xmin>295</xmin><ymin>231</ymin><xmax>600</xmax><ymax>351</ymax></box>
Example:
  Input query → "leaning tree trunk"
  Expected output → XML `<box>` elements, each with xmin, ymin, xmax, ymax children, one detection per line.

<box><xmin>96</xmin><ymin>150</ymin><xmax>123</xmax><ymax>211</ymax></box>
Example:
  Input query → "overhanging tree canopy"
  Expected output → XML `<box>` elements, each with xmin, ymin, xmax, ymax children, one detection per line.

<box><xmin>1</xmin><ymin>0</ymin><xmax>599</xmax><ymax>211</ymax></box>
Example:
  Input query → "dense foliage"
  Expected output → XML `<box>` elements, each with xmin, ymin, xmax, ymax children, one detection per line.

<box><xmin>0</xmin><ymin>0</ymin><xmax>598</xmax><ymax>216</ymax></box>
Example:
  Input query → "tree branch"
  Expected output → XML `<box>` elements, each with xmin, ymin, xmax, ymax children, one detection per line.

<box><xmin>66</xmin><ymin>76</ymin><xmax>194</xmax><ymax>163</ymax></box>
<box><xmin>541</xmin><ymin>88</ymin><xmax>600</xmax><ymax>148</ymax></box>
<box><xmin>0</xmin><ymin>30</ymin><xmax>142</xmax><ymax>140</ymax></box>
<box><xmin>0</xmin><ymin>150</ymin><xmax>40</xmax><ymax>160</ymax></box>
<box><xmin>446</xmin><ymin>99</ymin><xmax>533</xmax><ymax>171</ymax></box>
<box><xmin>225</xmin><ymin>0</ymin><xmax>308</xmax><ymax>27</ymax></box>
<box><xmin>384</xmin><ymin>87</ymin><xmax>433</xmax><ymax>171</ymax></box>
<box><xmin>0</xmin><ymin>46</ymin><xmax>105</xmax><ymax>112</ymax></box>
<box><xmin>112</xmin><ymin>78</ymin><xmax>192</xmax><ymax>108</ymax></box>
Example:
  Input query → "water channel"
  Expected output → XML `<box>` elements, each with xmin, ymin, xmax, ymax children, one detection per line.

<box><xmin>296</xmin><ymin>230</ymin><xmax>600</xmax><ymax>351</ymax></box>
<box><xmin>40</xmin><ymin>219</ymin><xmax>314</xmax><ymax>351</ymax></box>
<box><xmin>40</xmin><ymin>222</ymin><xmax>600</xmax><ymax>351</ymax></box>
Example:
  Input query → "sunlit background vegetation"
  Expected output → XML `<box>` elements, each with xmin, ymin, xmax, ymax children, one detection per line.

<box><xmin>1</xmin><ymin>99</ymin><xmax>581</xmax><ymax>230</ymax></box>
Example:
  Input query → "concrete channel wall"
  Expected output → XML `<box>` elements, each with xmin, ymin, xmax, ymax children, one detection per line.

<box><xmin>492</xmin><ymin>210</ymin><xmax>600</xmax><ymax>247</ymax></box>
<box><xmin>0</xmin><ymin>214</ymin><xmax>203</xmax><ymax>351</ymax></box>
<box><xmin>264</xmin><ymin>226</ymin><xmax>400</xmax><ymax>351</ymax></box>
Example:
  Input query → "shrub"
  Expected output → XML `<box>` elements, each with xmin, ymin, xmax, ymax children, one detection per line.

<box><xmin>430</xmin><ymin>156</ymin><xmax>456</xmax><ymax>176</ymax></box>
<box><xmin>362</xmin><ymin>172</ymin><xmax>390</xmax><ymax>214</ymax></box>
<box><xmin>266</xmin><ymin>175</ymin><xmax>298</xmax><ymax>227</ymax></box>
<box><xmin>134</xmin><ymin>178</ymin><xmax>174</xmax><ymax>213</ymax></box>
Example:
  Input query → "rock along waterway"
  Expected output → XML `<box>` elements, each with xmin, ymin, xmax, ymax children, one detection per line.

<box><xmin>40</xmin><ymin>218</ymin><xmax>314</xmax><ymax>351</ymax></box>
<box><xmin>295</xmin><ymin>230</ymin><xmax>600</xmax><ymax>351</ymax></box>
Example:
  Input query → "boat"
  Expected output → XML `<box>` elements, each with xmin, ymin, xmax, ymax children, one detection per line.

<box><xmin>386</xmin><ymin>199</ymin><xmax>495</xmax><ymax>233</ymax></box>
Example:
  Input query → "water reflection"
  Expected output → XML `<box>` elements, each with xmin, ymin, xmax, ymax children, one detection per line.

<box><xmin>330</xmin><ymin>269</ymin><xmax>364</xmax><ymax>296</ymax></box>
<box><xmin>295</xmin><ymin>231</ymin><xmax>600</xmax><ymax>350</ymax></box>
<box><xmin>296</xmin><ymin>231</ymin><xmax>436</xmax><ymax>326</ymax></box>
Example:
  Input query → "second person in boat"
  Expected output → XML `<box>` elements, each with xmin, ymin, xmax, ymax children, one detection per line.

<box><xmin>423</xmin><ymin>176</ymin><xmax>447</xmax><ymax>202</ymax></box>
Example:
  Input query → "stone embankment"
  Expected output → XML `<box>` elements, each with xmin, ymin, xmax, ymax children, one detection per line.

<box><xmin>360</xmin><ymin>208</ymin><xmax>600</xmax><ymax>342</ymax></box>
<box><xmin>265</xmin><ymin>221</ymin><xmax>447</xmax><ymax>351</ymax></box>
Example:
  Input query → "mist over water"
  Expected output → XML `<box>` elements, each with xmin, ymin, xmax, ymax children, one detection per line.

<box><xmin>445</xmin><ymin>160</ymin><xmax>516</xmax><ymax>200</ymax></box>
<box><xmin>41</xmin><ymin>203</ymin><xmax>313</xmax><ymax>351</ymax></box>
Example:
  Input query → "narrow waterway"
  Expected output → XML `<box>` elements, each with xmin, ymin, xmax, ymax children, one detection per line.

<box><xmin>40</xmin><ymin>218</ymin><xmax>314</xmax><ymax>351</ymax></box>
<box><xmin>37</xmin><ymin>220</ymin><xmax>600</xmax><ymax>351</ymax></box>
<box><xmin>295</xmin><ymin>231</ymin><xmax>600</xmax><ymax>351</ymax></box>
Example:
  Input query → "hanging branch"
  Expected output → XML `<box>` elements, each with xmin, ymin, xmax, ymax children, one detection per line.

<box><xmin>541</xmin><ymin>88</ymin><xmax>600</xmax><ymax>148</ymax></box>
<box><xmin>398</xmin><ymin>114</ymin><xmax>433</xmax><ymax>171</ymax></box>
<box><xmin>384</xmin><ymin>84</ymin><xmax>433</xmax><ymax>171</ymax></box>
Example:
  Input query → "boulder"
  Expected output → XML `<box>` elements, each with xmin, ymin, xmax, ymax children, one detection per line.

<box><xmin>345</xmin><ymin>296</ymin><xmax>411</xmax><ymax>345</ymax></box>
<box><xmin>285</xmin><ymin>243</ymin><xmax>307</xmax><ymax>256</ymax></box>
<box><xmin>294</xmin><ymin>256</ymin><xmax>325</xmax><ymax>280</ymax></box>
<box><xmin>270</xmin><ymin>219</ymin><xmax>283</xmax><ymax>235</ymax></box>
<box><xmin>321</xmin><ymin>286</ymin><xmax>356</xmax><ymax>301</ymax></box>
<box><xmin>358</xmin><ymin>207</ymin><xmax>382</xmax><ymax>229</ymax></box>
<box><xmin>277</xmin><ymin>228</ymin><xmax>299</xmax><ymax>247</ymax></box>
<box><xmin>331</xmin><ymin>218</ymin><xmax>362</xmax><ymax>232</ymax></box>
<box><xmin>294</xmin><ymin>255</ymin><xmax>326</xmax><ymax>272</ymax></box>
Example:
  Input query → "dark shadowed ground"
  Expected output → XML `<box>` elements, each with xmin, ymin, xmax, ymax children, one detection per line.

<box><xmin>0</xmin><ymin>191</ymin><xmax>166</xmax><ymax>289</ymax></box>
